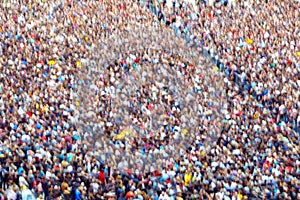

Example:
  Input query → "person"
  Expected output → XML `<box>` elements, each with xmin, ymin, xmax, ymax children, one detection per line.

<box><xmin>61</xmin><ymin>178</ymin><xmax>71</xmax><ymax>199</ymax></box>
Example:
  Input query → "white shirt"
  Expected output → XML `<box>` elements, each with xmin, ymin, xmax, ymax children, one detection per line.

<box><xmin>19</xmin><ymin>176</ymin><xmax>29</xmax><ymax>187</ymax></box>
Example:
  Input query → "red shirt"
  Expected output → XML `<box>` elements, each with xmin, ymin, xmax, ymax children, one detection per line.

<box><xmin>134</xmin><ymin>58</ymin><xmax>140</xmax><ymax>63</ymax></box>
<box><xmin>263</xmin><ymin>161</ymin><xmax>271</xmax><ymax>169</ymax></box>
<box><xmin>98</xmin><ymin>171</ymin><xmax>105</xmax><ymax>184</ymax></box>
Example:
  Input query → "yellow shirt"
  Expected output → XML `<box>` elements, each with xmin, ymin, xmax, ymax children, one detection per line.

<box><xmin>184</xmin><ymin>173</ymin><xmax>192</xmax><ymax>186</ymax></box>
<box><xmin>238</xmin><ymin>194</ymin><xmax>243</xmax><ymax>200</ymax></box>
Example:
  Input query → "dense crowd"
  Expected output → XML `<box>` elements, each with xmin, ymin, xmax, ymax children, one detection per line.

<box><xmin>0</xmin><ymin>0</ymin><xmax>299</xmax><ymax>200</ymax></box>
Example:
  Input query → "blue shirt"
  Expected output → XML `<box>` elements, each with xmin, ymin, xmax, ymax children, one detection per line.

<box><xmin>75</xmin><ymin>189</ymin><xmax>81</xmax><ymax>200</ymax></box>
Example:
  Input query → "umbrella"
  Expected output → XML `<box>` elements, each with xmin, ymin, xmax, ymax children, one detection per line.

<box><xmin>245</xmin><ymin>38</ymin><xmax>254</xmax><ymax>45</ymax></box>
<box><xmin>126</xmin><ymin>191</ymin><xmax>134</xmax><ymax>199</ymax></box>
<box><xmin>113</xmin><ymin>128</ymin><xmax>133</xmax><ymax>141</ymax></box>
<box><xmin>48</xmin><ymin>60</ymin><xmax>56</xmax><ymax>65</ymax></box>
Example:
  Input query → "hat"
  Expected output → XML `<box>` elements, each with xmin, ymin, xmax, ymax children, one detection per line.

<box><xmin>61</xmin><ymin>160</ymin><xmax>68</xmax><ymax>168</ymax></box>
<box><xmin>36</xmin><ymin>124</ymin><xmax>42</xmax><ymax>130</ymax></box>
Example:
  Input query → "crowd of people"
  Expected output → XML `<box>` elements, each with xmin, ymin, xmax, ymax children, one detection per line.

<box><xmin>0</xmin><ymin>0</ymin><xmax>299</xmax><ymax>199</ymax></box>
